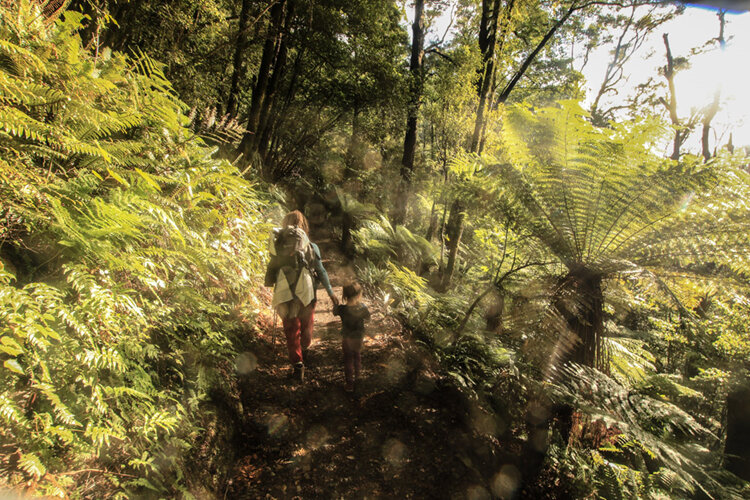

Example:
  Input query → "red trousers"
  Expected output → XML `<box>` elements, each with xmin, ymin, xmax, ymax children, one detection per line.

<box><xmin>282</xmin><ymin>301</ymin><xmax>315</xmax><ymax>364</ymax></box>
<box><xmin>342</xmin><ymin>337</ymin><xmax>363</xmax><ymax>384</ymax></box>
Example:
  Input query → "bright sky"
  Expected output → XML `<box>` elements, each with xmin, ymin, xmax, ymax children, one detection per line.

<box><xmin>580</xmin><ymin>6</ymin><xmax>750</xmax><ymax>150</ymax></box>
<box><xmin>417</xmin><ymin>3</ymin><xmax>750</xmax><ymax>150</ymax></box>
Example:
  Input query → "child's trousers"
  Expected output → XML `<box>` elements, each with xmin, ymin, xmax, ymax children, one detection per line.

<box><xmin>342</xmin><ymin>337</ymin><xmax>363</xmax><ymax>384</ymax></box>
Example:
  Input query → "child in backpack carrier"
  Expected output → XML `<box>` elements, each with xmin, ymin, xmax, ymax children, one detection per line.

<box><xmin>333</xmin><ymin>282</ymin><xmax>371</xmax><ymax>392</ymax></box>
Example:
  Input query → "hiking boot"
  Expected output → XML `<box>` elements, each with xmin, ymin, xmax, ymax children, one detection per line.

<box><xmin>293</xmin><ymin>363</ymin><xmax>305</xmax><ymax>383</ymax></box>
<box><xmin>345</xmin><ymin>381</ymin><xmax>354</xmax><ymax>393</ymax></box>
<box><xmin>301</xmin><ymin>348</ymin><xmax>311</xmax><ymax>368</ymax></box>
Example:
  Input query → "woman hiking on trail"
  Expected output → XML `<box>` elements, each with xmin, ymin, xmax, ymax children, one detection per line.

<box><xmin>265</xmin><ymin>210</ymin><xmax>337</xmax><ymax>382</ymax></box>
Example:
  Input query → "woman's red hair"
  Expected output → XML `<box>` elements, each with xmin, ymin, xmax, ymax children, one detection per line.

<box><xmin>282</xmin><ymin>210</ymin><xmax>309</xmax><ymax>235</ymax></box>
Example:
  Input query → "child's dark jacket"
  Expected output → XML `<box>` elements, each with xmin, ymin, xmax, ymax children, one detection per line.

<box><xmin>333</xmin><ymin>303</ymin><xmax>370</xmax><ymax>339</ymax></box>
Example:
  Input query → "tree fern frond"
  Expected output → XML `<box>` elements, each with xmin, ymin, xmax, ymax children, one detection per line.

<box><xmin>551</xmin><ymin>363</ymin><xmax>729</xmax><ymax>498</ymax></box>
<box><xmin>496</xmin><ymin>105</ymin><xmax>739</xmax><ymax>279</ymax></box>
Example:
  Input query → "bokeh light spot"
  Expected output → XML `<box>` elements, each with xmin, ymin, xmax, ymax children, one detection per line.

<box><xmin>266</xmin><ymin>413</ymin><xmax>288</xmax><ymax>436</ymax></box>
<box><xmin>235</xmin><ymin>351</ymin><xmax>258</xmax><ymax>375</ymax></box>
<box><xmin>306</xmin><ymin>424</ymin><xmax>329</xmax><ymax>450</ymax></box>
<box><xmin>382</xmin><ymin>438</ymin><xmax>407</xmax><ymax>467</ymax></box>
<box><xmin>492</xmin><ymin>464</ymin><xmax>521</xmax><ymax>499</ymax></box>
<box><xmin>466</xmin><ymin>484</ymin><xmax>492</xmax><ymax>500</ymax></box>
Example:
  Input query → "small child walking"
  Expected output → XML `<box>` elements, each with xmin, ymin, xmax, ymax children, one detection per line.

<box><xmin>333</xmin><ymin>282</ymin><xmax>371</xmax><ymax>392</ymax></box>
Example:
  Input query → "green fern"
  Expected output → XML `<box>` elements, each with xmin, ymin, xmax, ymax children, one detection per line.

<box><xmin>354</xmin><ymin>215</ymin><xmax>437</xmax><ymax>268</ymax></box>
<box><xmin>0</xmin><ymin>2</ymin><xmax>270</xmax><ymax>496</ymax></box>
<box><xmin>551</xmin><ymin>363</ymin><xmax>746</xmax><ymax>499</ymax></box>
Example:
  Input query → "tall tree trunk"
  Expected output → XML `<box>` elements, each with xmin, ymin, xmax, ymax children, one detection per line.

<box><xmin>341</xmin><ymin>212</ymin><xmax>354</xmax><ymax>257</ymax></box>
<box><xmin>226</xmin><ymin>0</ymin><xmax>253</xmax><ymax>118</ymax></box>
<box><xmin>726</xmin><ymin>384</ymin><xmax>750</xmax><ymax>481</ymax></box>
<box><xmin>255</xmin><ymin>6</ymin><xmax>292</xmax><ymax>163</ymax></box>
<box><xmin>477</xmin><ymin>69</ymin><xmax>497</xmax><ymax>154</ymax></box>
<box><xmin>662</xmin><ymin>34</ymin><xmax>683</xmax><ymax>161</ymax></box>
<box><xmin>548</xmin><ymin>269</ymin><xmax>604</xmax><ymax>372</ymax></box>
<box><xmin>470</xmin><ymin>0</ymin><xmax>502</xmax><ymax>153</ymax></box>
<box><xmin>425</xmin><ymin>200</ymin><xmax>438</xmax><ymax>241</ymax></box>
<box><xmin>344</xmin><ymin>106</ymin><xmax>362</xmax><ymax>179</ymax></box>
<box><xmin>702</xmin><ymin>91</ymin><xmax>720</xmax><ymax>163</ymax></box>
<box><xmin>440</xmin><ymin>199</ymin><xmax>465</xmax><ymax>291</ymax></box>
<box><xmin>394</xmin><ymin>0</ymin><xmax>425</xmax><ymax>225</ymax></box>
<box><xmin>239</xmin><ymin>0</ymin><xmax>286</xmax><ymax>165</ymax></box>
<box><xmin>702</xmin><ymin>11</ymin><xmax>726</xmax><ymax>162</ymax></box>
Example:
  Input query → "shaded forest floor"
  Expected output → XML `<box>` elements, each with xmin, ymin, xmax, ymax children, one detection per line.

<box><xmin>211</xmin><ymin>233</ymin><xmax>532</xmax><ymax>499</ymax></box>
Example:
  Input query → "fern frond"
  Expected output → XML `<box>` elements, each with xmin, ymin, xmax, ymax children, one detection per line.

<box><xmin>552</xmin><ymin>363</ymin><xmax>727</xmax><ymax>498</ymax></box>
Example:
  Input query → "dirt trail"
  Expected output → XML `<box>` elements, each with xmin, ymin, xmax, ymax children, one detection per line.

<box><xmin>224</xmin><ymin>236</ymin><xmax>504</xmax><ymax>499</ymax></box>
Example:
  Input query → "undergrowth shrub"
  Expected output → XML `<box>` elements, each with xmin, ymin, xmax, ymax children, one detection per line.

<box><xmin>0</xmin><ymin>3</ymin><xmax>268</xmax><ymax>497</ymax></box>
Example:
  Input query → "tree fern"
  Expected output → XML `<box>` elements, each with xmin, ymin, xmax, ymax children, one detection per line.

<box><xmin>482</xmin><ymin>102</ymin><xmax>750</xmax><ymax>369</ymax></box>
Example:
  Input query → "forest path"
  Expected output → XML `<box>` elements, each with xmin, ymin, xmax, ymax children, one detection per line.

<box><xmin>224</xmin><ymin>233</ymin><xmax>501</xmax><ymax>499</ymax></box>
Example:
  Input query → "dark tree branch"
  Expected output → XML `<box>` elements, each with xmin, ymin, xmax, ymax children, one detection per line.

<box><xmin>497</xmin><ymin>2</ymin><xmax>578</xmax><ymax>104</ymax></box>
<box><xmin>455</xmin><ymin>260</ymin><xmax>553</xmax><ymax>335</ymax></box>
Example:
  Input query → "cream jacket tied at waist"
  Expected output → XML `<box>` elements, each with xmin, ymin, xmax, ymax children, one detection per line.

<box><xmin>269</xmin><ymin>228</ymin><xmax>315</xmax><ymax>316</ymax></box>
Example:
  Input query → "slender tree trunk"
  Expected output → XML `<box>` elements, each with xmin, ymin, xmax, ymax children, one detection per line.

<box><xmin>255</xmin><ymin>7</ymin><xmax>292</xmax><ymax>162</ymax></box>
<box><xmin>425</xmin><ymin>200</ymin><xmax>438</xmax><ymax>241</ymax></box>
<box><xmin>590</xmin><ymin>7</ymin><xmax>636</xmax><ymax>126</ymax></box>
<box><xmin>702</xmin><ymin>12</ymin><xmax>726</xmax><ymax>162</ymax></box>
<box><xmin>702</xmin><ymin>91</ymin><xmax>720</xmax><ymax>162</ymax></box>
<box><xmin>497</xmin><ymin>3</ymin><xmax>577</xmax><ymax>105</ymax></box>
<box><xmin>239</xmin><ymin>0</ymin><xmax>286</xmax><ymax>163</ymax></box>
<box><xmin>662</xmin><ymin>34</ymin><xmax>683</xmax><ymax>161</ymax></box>
<box><xmin>477</xmin><ymin>69</ymin><xmax>496</xmax><ymax>154</ymax></box>
<box><xmin>394</xmin><ymin>0</ymin><xmax>425</xmax><ymax>225</ymax></box>
<box><xmin>344</xmin><ymin>106</ymin><xmax>361</xmax><ymax>179</ymax></box>
<box><xmin>226</xmin><ymin>0</ymin><xmax>253</xmax><ymax>118</ymax></box>
<box><xmin>440</xmin><ymin>199</ymin><xmax>465</xmax><ymax>291</ymax></box>
<box><xmin>341</xmin><ymin>212</ymin><xmax>354</xmax><ymax>256</ymax></box>
<box><xmin>470</xmin><ymin>0</ymin><xmax>502</xmax><ymax>153</ymax></box>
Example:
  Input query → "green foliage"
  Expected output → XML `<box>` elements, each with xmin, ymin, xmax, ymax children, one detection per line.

<box><xmin>605</xmin><ymin>335</ymin><xmax>656</xmax><ymax>383</ymax></box>
<box><xmin>449</xmin><ymin>102</ymin><xmax>750</xmax><ymax>368</ymax></box>
<box><xmin>353</xmin><ymin>216</ymin><xmax>437</xmax><ymax>269</ymax></box>
<box><xmin>498</xmin><ymin>101</ymin><xmax>719</xmax><ymax>273</ymax></box>
<box><xmin>0</xmin><ymin>2</ymin><xmax>267</xmax><ymax>496</ymax></box>
<box><xmin>551</xmin><ymin>363</ymin><xmax>747</xmax><ymax>499</ymax></box>
<box><xmin>435</xmin><ymin>333</ymin><xmax>514</xmax><ymax>396</ymax></box>
<box><xmin>397</xmin><ymin>99</ymin><xmax>750</xmax><ymax>497</ymax></box>
<box><xmin>88</xmin><ymin>0</ymin><xmax>237</xmax><ymax>110</ymax></box>
<box><xmin>383</xmin><ymin>261</ymin><xmax>434</xmax><ymax>320</ymax></box>
<box><xmin>707</xmin><ymin>294</ymin><xmax>750</xmax><ymax>363</ymax></box>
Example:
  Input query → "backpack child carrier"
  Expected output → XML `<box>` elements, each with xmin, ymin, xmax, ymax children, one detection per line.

<box><xmin>270</xmin><ymin>226</ymin><xmax>313</xmax><ymax>279</ymax></box>
<box><xmin>265</xmin><ymin>226</ymin><xmax>317</xmax><ymax>308</ymax></box>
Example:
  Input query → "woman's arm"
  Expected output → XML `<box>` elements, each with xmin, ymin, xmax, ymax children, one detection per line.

<box><xmin>311</xmin><ymin>243</ymin><xmax>335</xmax><ymax>298</ymax></box>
